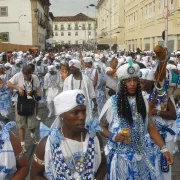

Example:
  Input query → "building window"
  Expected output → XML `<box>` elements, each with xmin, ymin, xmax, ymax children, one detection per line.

<box><xmin>61</xmin><ymin>24</ymin><xmax>64</xmax><ymax>30</ymax></box>
<box><xmin>55</xmin><ymin>32</ymin><xmax>58</xmax><ymax>36</ymax></box>
<box><xmin>75</xmin><ymin>32</ymin><xmax>78</xmax><ymax>36</ymax></box>
<box><xmin>68</xmin><ymin>41</ymin><xmax>71</xmax><ymax>44</ymax></box>
<box><xmin>61</xmin><ymin>41</ymin><xmax>64</xmax><ymax>44</ymax></box>
<box><xmin>75</xmin><ymin>23</ymin><xmax>79</xmax><ymax>30</ymax></box>
<box><xmin>158</xmin><ymin>0</ymin><xmax>164</xmax><ymax>14</ymax></box>
<box><xmin>0</xmin><ymin>7</ymin><xmax>8</xmax><ymax>16</ymax></box>
<box><xmin>82</xmin><ymin>24</ymin><xmax>86</xmax><ymax>30</ymax></box>
<box><xmin>68</xmin><ymin>32</ymin><xmax>71</xmax><ymax>36</ymax></box>
<box><xmin>169</xmin><ymin>0</ymin><xmax>174</xmax><ymax>10</ymax></box>
<box><xmin>88</xmin><ymin>24</ymin><xmax>92</xmax><ymax>30</ymax></box>
<box><xmin>61</xmin><ymin>32</ymin><xmax>64</xmax><ymax>36</ymax></box>
<box><xmin>54</xmin><ymin>25</ymin><xmax>58</xmax><ymax>30</ymax></box>
<box><xmin>75</xmin><ymin>41</ymin><xmax>78</xmax><ymax>44</ymax></box>
<box><xmin>68</xmin><ymin>24</ymin><xmax>71</xmax><ymax>30</ymax></box>
<box><xmin>0</xmin><ymin>32</ymin><xmax>9</xmax><ymax>42</ymax></box>
<box><xmin>89</xmin><ymin>32</ymin><xmax>91</xmax><ymax>36</ymax></box>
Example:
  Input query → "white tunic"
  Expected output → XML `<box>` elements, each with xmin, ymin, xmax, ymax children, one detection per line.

<box><xmin>44</xmin><ymin>133</ymin><xmax>101</xmax><ymax>180</ymax></box>
<box><xmin>0</xmin><ymin>122</ymin><xmax>16</xmax><ymax>180</ymax></box>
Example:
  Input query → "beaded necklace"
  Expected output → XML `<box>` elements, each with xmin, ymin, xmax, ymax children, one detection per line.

<box><xmin>50</xmin><ymin>134</ymin><xmax>96</xmax><ymax>180</ymax></box>
<box><xmin>149</xmin><ymin>70</ymin><xmax>170</xmax><ymax>105</ymax></box>
<box><xmin>112</xmin><ymin>95</ymin><xmax>155</xmax><ymax>173</ymax></box>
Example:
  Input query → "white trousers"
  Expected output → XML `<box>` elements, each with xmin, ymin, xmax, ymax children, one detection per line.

<box><xmin>47</xmin><ymin>101</ymin><xmax>54</xmax><ymax>115</ymax></box>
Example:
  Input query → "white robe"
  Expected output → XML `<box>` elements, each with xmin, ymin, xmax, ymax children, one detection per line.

<box><xmin>44</xmin><ymin>133</ymin><xmax>101</xmax><ymax>180</ymax></box>
<box><xmin>63</xmin><ymin>74</ymin><xmax>96</xmax><ymax>119</ymax></box>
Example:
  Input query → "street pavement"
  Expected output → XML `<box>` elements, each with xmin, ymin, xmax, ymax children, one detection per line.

<box><xmin>1</xmin><ymin>103</ymin><xmax>180</xmax><ymax>180</ymax></box>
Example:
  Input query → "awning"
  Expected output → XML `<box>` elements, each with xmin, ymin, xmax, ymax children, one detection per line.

<box><xmin>97</xmin><ymin>37</ymin><xmax>117</xmax><ymax>45</ymax></box>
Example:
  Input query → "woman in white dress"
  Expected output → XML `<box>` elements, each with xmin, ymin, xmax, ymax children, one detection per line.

<box><xmin>0</xmin><ymin>121</ymin><xmax>29</xmax><ymax>180</ymax></box>
<box><xmin>99</xmin><ymin>61</ymin><xmax>174</xmax><ymax>180</ymax></box>
<box><xmin>30</xmin><ymin>89</ymin><xmax>107</xmax><ymax>180</ymax></box>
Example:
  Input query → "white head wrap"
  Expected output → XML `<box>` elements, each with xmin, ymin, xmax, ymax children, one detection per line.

<box><xmin>117</xmin><ymin>62</ymin><xmax>140</xmax><ymax>80</ymax></box>
<box><xmin>140</xmin><ymin>69</ymin><xmax>155</xmax><ymax>81</ymax></box>
<box><xmin>69</xmin><ymin>59</ymin><xmax>81</xmax><ymax>69</ymax></box>
<box><xmin>48</xmin><ymin>65</ymin><xmax>56</xmax><ymax>72</ymax></box>
<box><xmin>169</xmin><ymin>57</ymin><xmax>176</xmax><ymax>62</ymax></box>
<box><xmin>43</xmin><ymin>57</ymin><xmax>47</xmax><ymax>61</ymax></box>
<box><xmin>94</xmin><ymin>54</ymin><xmax>100</xmax><ymax>62</ymax></box>
<box><xmin>4</xmin><ymin>63</ymin><xmax>13</xmax><ymax>68</ymax></box>
<box><xmin>166</xmin><ymin>64</ymin><xmax>177</xmax><ymax>70</ymax></box>
<box><xmin>54</xmin><ymin>90</ymin><xmax>86</xmax><ymax>116</ymax></box>
<box><xmin>15</xmin><ymin>58</ymin><xmax>23</xmax><ymax>64</ymax></box>
<box><xmin>83</xmin><ymin>57</ymin><xmax>93</xmax><ymax>63</ymax></box>
<box><xmin>118</xmin><ymin>58</ymin><xmax>125</xmax><ymax>66</ymax></box>
<box><xmin>136</xmin><ymin>55</ymin><xmax>141</xmax><ymax>62</ymax></box>
<box><xmin>35</xmin><ymin>56</ymin><xmax>41</xmax><ymax>62</ymax></box>
<box><xmin>177</xmin><ymin>64</ymin><xmax>180</xmax><ymax>71</ymax></box>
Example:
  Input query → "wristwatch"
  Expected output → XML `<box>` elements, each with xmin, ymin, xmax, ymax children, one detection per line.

<box><xmin>156</xmin><ymin>110</ymin><xmax>161</xmax><ymax>116</ymax></box>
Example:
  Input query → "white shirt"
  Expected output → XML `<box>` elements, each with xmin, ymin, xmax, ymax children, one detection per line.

<box><xmin>9</xmin><ymin>72</ymin><xmax>40</xmax><ymax>91</ymax></box>
<box><xmin>63</xmin><ymin>74</ymin><xmax>96</xmax><ymax>100</ymax></box>
<box><xmin>105</xmin><ymin>67</ymin><xmax>118</xmax><ymax>90</ymax></box>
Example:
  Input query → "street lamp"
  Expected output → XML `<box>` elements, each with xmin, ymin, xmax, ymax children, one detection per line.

<box><xmin>89</xmin><ymin>4</ymin><xmax>112</xmax><ymax>50</ymax></box>
<box><xmin>19</xmin><ymin>15</ymin><xmax>26</xmax><ymax>31</ymax></box>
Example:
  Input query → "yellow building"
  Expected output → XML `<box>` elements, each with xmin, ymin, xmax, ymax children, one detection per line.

<box><xmin>97</xmin><ymin>0</ymin><xmax>180</xmax><ymax>52</ymax></box>
<box><xmin>96</xmin><ymin>0</ymin><xmax>125</xmax><ymax>50</ymax></box>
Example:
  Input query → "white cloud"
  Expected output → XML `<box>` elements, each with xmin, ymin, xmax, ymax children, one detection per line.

<box><xmin>50</xmin><ymin>0</ymin><xmax>97</xmax><ymax>18</ymax></box>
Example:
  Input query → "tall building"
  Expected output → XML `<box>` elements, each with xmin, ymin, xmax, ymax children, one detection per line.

<box><xmin>53</xmin><ymin>13</ymin><xmax>96</xmax><ymax>47</ymax></box>
<box><xmin>96</xmin><ymin>0</ymin><xmax>180</xmax><ymax>52</ymax></box>
<box><xmin>96</xmin><ymin>0</ymin><xmax>125</xmax><ymax>50</ymax></box>
<box><xmin>0</xmin><ymin>0</ymin><xmax>52</xmax><ymax>50</ymax></box>
<box><xmin>125</xmin><ymin>0</ymin><xmax>180</xmax><ymax>52</ymax></box>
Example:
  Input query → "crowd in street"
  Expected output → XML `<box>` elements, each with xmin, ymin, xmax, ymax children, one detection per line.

<box><xmin>0</xmin><ymin>45</ymin><xmax>179</xmax><ymax>180</ymax></box>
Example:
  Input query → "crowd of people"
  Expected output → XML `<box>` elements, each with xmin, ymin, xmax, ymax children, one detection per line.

<box><xmin>0</xmin><ymin>45</ymin><xmax>179</xmax><ymax>180</ymax></box>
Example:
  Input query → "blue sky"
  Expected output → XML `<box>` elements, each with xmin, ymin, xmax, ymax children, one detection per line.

<box><xmin>50</xmin><ymin>0</ymin><xmax>97</xmax><ymax>17</ymax></box>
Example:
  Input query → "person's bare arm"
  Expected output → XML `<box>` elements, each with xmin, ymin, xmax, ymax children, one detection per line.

<box><xmin>151</xmin><ymin>98</ymin><xmax>177</xmax><ymax>120</ymax></box>
<box><xmin>7</xmin><ymin>81</ymin><xmax>19</xmax><ymax>90</ymax></box>
<box><xmin>10</xmin><ymin>133</ymin><xmax>29</xmax><ymax>180</ymax></box>
<box><xmin>106</xmin><ymin>69</ymin><xmax>117</xmax><ymax>76</ymax></box>
<box><xmin>93</xmin><ymin>70</ymin><xmax>98</xmax><ymax>88</ymax></box>
<box><xmin>148</xmin><ymin>121</ymin><xmax>174</xmax><ymax>165</ymax></box>
<box><xmin>36</xmin><ymin>87</ymin><xmax>42</xmax><ymax>96</ymax></box>
<box><xmin>30</xmin><ymin>137</ymin><xmax>48</xmax><ymax>180</ymax></box>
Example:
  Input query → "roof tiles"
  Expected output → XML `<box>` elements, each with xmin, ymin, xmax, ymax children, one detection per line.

<box><xmin>54</xmin><ymin>13</ymin><xmax>95</xmax><ymax>22</ymax></box>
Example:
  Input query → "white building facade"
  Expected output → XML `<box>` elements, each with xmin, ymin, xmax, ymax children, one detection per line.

<box><xmin>96</xmin><ymin>0</ymin><xmax>125</xmax><ymax>50</ymax></box>
<box><xmin>96</xmin><ymin>0</ymin><xmax>180</xmax><ymax>52</ymax></box>
<box><xmin>0</xmin><ymin>0</ymin><xmax>52</xmax><ymax>50</ymax></box>
<box><xmin>0</xmin><ymin>0</ymin><xmax>32</xmax><ymax>45</ymax></box>
<box><xmin>53</xmin><ymin>13</ymin><xmax>96</xmax><ymax>47</ymax></box>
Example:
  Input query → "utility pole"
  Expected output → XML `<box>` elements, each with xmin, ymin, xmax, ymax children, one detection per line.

<box><xmin>109</xmin><ymin>0</ymin><xmax>112</xmax><ymax>51</ymax></box>
<box><xmin>164</xmin><ymin>0</ymin><xmax>168</xmax><ymax>48</ymax></box>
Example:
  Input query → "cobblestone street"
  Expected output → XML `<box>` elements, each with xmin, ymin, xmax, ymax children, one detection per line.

<box><xmin>1</xmin><ymin>103</ymin><xmax>180</xmax><ymax>180</ymax></box>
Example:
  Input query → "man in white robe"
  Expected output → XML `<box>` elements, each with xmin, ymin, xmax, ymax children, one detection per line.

<box><xmin>63</xmin><ymin>59</ymin><xmax>97</xmax><ymax>120</ymax></box>
<box><xmin>44</xmin><ymin>65</ymin><xmax>61</xmax><ymax>118</ymax></box>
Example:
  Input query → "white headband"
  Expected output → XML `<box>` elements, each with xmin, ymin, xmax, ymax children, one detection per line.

<box><xmin>54</xmin><ymin>90</ymin><xmax>86</xmax><ymax>116</ymax></box>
